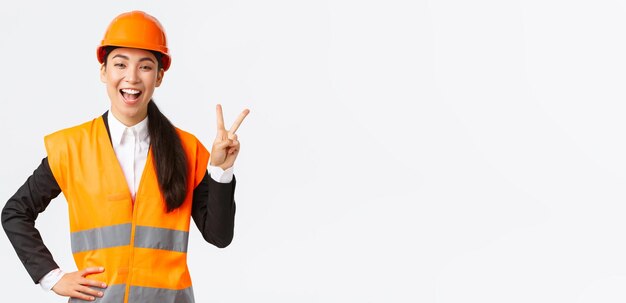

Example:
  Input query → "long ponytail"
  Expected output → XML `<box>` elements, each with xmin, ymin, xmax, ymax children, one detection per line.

<box><xmin>147</xmin><ymin>101</ymin><xmax>188</xmax><ymax>212</ymax></box>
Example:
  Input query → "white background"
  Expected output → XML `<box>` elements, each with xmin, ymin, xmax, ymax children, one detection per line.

<box><xmin>1</xmin><ymin>0</ymin><xmax>625</xmax><ymax>302</ymax></box>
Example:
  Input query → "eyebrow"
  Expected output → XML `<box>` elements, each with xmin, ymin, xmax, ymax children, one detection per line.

<box><xmin>111</xmin><ymin>54</ymin><xmax>156</xmax><ymax>63</ymax></box>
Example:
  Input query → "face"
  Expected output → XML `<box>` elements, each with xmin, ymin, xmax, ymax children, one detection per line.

<box><xmin>100</xmin><ymin>47</ymin><xmax>164</xmax><ymax>126</ymax></box>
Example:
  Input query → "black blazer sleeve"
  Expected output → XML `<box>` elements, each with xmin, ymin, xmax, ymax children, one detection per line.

<box><xmin>191</xmin><ymin>171</ymin><xmax>236</xmax><ymax>248</ymax></box>
<box><xmin>2</xmin><ymin>158</ymin><xmax>61</xmax><ymax>284</ymax></box>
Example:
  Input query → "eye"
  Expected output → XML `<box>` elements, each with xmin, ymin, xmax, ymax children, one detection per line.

<box><xmin>140</xmin><ymin>65</ymin><xmax>153</xmax><ymax>71</ymax></box>
<box><xmin>113</xmin><ymin>63</ymin><xmax>126</xmax><ymax>69</ymax></box>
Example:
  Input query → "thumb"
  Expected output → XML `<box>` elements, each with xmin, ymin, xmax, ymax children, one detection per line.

<box><xmin>214</xmin><ymin>140</ymin><xmax>231</xmax><ymax>150</ymax></box>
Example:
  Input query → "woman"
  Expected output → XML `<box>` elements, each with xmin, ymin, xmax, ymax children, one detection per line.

<box><xmin>2</xmin><ymin>10</ymin><xmax>249</xmax><ymax>303</ymax></box>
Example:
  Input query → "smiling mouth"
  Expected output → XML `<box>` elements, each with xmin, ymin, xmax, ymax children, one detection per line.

<box><xmin>120</xmin><ymin>88</ymin><xmax>142</xmax><ymax>103</ymax></box>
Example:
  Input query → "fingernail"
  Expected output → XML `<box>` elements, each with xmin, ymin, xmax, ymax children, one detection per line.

<box><xmin>98</xmin><ymin>292</ymin><xmax>103</xmax><ymax>296</ymax></box>
<box><xmin>100</xmin><ymin>267</ymin><xmax>104</xmax><ymax>271</ymax></box>
<box><xmin>102</xmin><ymin>283</ymin><xmax>107</xmax><ymax>288</ymax></box>
<box><xmin>90</xmin><ymin>296</ymin><xmax>95</xmax><ymax>301</ymax></box>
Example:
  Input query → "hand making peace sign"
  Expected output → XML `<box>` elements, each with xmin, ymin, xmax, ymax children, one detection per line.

<box><xmin>210</xmin><ymin>104</ymin><xmax>250</xmax><ymax>170</ymax></box>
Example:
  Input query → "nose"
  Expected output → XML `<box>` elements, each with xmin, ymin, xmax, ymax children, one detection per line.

<box><xmin>125</xmin><ymin>66</ymin><xmax>139</xmax><ymax>83</ymax></box>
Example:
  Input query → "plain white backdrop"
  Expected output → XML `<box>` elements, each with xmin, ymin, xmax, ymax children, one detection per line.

<box><xmin>1</xmin><ymin>0</ymin><xmax>626</xmax><ymax>302</ymax></box>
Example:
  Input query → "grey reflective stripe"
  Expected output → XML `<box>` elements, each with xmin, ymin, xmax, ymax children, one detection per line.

<box><xmin>71</xmin><ymin>224</ymin><xmax>187</xmax><ymax>253</ymax></box>
<box><xmin>71</xmin><ymin>223</ymin><xmax>132</xmax><ymax>253</ymax></box>
<box><xmin>134</xmin><ymin>225</ymin><xmax>189</xmax><ymax>252</ymax></box>
<box><xmin>129</xmin><ymin>286</ymin><xmax>194</xmax><ymax>303</ymax></box>
<box><xmin>69</xmin><ymin>284</ymin><xmax>126</xmax><ymax>303</ymax></box>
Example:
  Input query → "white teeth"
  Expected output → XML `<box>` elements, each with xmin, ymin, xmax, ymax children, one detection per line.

<box><xmin>121</xmin><ymin>89</ymin><xmax>140</xmax><ymax>94</ymax></box>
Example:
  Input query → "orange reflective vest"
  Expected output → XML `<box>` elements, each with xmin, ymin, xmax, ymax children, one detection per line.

<box><xmin>44</xmin><ymin>116</ymin><xmax>209</xmax><ymax>303</ymax></box>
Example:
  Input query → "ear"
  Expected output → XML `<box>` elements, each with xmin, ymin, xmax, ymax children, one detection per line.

<box><xmin>155</xmin><ymin>68</ymin><xmax>165</xmax><ymax>87</ymax></box>
<box><xmin>100</xmin><ymin>64</ymin><xmax>107</xmax><ymax>83</ymax></box>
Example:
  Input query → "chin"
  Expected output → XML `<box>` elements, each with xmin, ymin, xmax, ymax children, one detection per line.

<box><xmin>114</xmin><ymin>104</ymin><xmax>146</xmax><ymax>119</ymax></box>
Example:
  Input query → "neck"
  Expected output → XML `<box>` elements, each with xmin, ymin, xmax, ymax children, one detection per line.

<box><xmin>110</xmin><ymin>109</ymin><xmax>147</xmax><ymax>127</ymax></box>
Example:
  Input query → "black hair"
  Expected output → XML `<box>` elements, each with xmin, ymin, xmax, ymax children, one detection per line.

<box><xmin>103</xmin><ymin>46</ymin><xmax>188</xmax><ymax>212</ymax></box>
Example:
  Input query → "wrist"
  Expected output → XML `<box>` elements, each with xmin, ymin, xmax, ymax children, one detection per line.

<box><xmin>40</xmin><ymin>268</ymin><xmax>65</xmax><ymax>292</ymax></box>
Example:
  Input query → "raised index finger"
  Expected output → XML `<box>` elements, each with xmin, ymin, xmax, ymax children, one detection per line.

<box><xmin>216</xmin><ymin>104</ymin><xmax>225</xmax><ymax>130</ymax></box>
<box><xmin>229</xmin><ymin>108</ymin><xmax>250</xmax><ymax>135</ymax></box>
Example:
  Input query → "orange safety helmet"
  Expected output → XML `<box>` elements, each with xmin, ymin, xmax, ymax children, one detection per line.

<box><xmin>97</xmin><ymin>11</ymin><xmax>171</xmax><ymax>71</ymax></box>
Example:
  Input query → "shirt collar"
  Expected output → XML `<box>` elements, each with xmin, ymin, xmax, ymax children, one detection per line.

<box><xmin>107</xmin><ymin>110</ymin><xmax>150</xmax><ymax>145</ymax></box>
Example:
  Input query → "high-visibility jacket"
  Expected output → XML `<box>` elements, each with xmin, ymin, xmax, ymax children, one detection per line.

<box><xmin>44</xmin><ymin>116</ymin><xmax>209</xmax><ymax>303</ymax></box>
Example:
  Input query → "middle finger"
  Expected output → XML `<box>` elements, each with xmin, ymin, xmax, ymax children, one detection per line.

<box><xmin>228</xmin><ymin>109</ymin><xmax>250</xmax><ymax>135</ymax></box>
<box><xmin>81</xmin><ymin>278</ymin><xmax>107</xmax><ymax>288</ymax></box>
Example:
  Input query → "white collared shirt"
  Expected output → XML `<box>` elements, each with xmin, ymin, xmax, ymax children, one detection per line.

<box><xmin>108</xmin><ymin>111</ymin><xmax>150</xmax><ymax>198</ymax></box>
<box><xmin>39</xmin><ymin>111</ymin><xmax>234</xmax><ymax>290</ymax></box>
